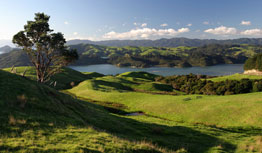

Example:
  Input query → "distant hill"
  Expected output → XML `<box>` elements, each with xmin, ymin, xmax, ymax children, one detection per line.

<box><xmin>0</xmin><ymin>45</ymin><xmax>13</xmax><ymax>53</ymax></box>
<box><xmin>0</xmin><ymin>40</ymin><xmax>14</xmax><ymax>47</ymax></box>
<box><xmin>67</xmin><ymin>37</ymin><xmax>262</xmax><ymax>47</ymax></box>
<box><xmin>0</xmin><ymin>49</ymin><xmax>31</xmax><ymax>68</ymax></box>
<box><xmin>2</xmin><ymin>43</ymin><xmax>262</xmax><ymax>69</ymax></box>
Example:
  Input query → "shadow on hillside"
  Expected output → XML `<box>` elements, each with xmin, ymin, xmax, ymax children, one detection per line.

<box><xmin>0</xmin><ymin>98</ymin><xmax>238</xmax><ymax>153</ymax></box>
<box><xmin>92</xmin><ymin>79</ymin><xmax>134</xmax><ymax>92</ymax></box>
<box><xmin>88</xmin><ymin>104</ymin><xmax>237</xmax><ymax>153</ymax></box>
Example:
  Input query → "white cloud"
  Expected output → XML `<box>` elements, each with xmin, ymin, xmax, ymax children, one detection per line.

<box><xmin>178</xmin><ymin>28</ymin><xmax>189</xmax><ymax>33</ymax></box>
<box><xmin>240</xmin><ymin>20</ymin><xmax>251</xmax><ymax>26</ymax></box>
<box><xmin>204</xmin><ymin>26</ymin><xmax>237</xmax><ymax>35</ymax></box>
<box><xmin>133</xmin><ymin>22</ymin><xmax>138</xmax><ymax>26</ymax></box>
<box><xmin>141</xmin><ymin>23</ymin><xmax>147</xmax><ymax>27</ymax></box>
<box><xmin>187</xmin><ymin>23</ymin><xmax>192</xmax><ymax>27</ymax></box>
<box><xmin>240</xmin><ymin>29</ymin><xmax>262</xmax><ymax>35</ymax></box>
<box><xmin>160</xmin><ymin>23</ymin><xmax>168</xmax><ymax>27</ymax></box>
<box><xmin>64</xmin><ymin>21</ymin><xmax>69</xmax><ymax>25</ymax></box>
<box><xmin>73</xmin><ymin>32</ymin><xmax>78</xmax><ymax>35</ymax></box>
<box><xmin>67</xmin><ymin>36</ymin><xmax>99</xmax><ymax>41</ymax></box>
<box><xmin>103</xmin><ymin>27</ymin><xmax>190</xmax><ymax>39</ymax></box>
<box><xmin>203</xmin><ymin>21</ymin><xmax>209</xmax><ymax>25</ymax></box>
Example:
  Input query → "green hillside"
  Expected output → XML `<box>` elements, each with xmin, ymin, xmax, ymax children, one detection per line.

<box><xmin>2</xmin><ymin>44</ymin><xmax>262</xmax><ymax>68</ymax></box>
<box><xmin>0</xmin><ymin>69</ymin><xmax>194</xmax><ymax>152</ymax></box>
<box><xmin>2</xmin><ymin>68</ymin><xmax>262</xmax><ymax>152</ymax></box>
<box><xmin>72</xmin><ymin>72</ymin><xmax>177</xmax><ymax>94</ymax></box>
<box><xmin>3</xmin><ymin>66</ymin><xmax>102</xmax><ymax>90</ymax></box>
<box><xmin>70</xmin><ymin>44</ymin><xmax>261</xmax><ymax>68</ymax></box>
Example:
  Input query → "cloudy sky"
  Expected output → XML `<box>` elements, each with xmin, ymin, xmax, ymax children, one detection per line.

<box><xmin>1</xmin><ymin>0</ymin><xmax>262</xmax><ymax>41</ymax></box>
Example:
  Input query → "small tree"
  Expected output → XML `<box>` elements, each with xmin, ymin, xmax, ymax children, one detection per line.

<box><xmin>13</xmin><ymin>13</ymin><xmax>78</xmax><ymax>83</ymax></box>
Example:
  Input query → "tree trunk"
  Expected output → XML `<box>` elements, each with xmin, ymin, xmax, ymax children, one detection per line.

<box><xmin>36</xmin><ymin>68</ymin><xmax>45</xmax><ymax>83</ymax></box>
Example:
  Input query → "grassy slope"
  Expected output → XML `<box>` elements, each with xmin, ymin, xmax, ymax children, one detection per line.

<box><xmin>0</xmin><ymin>70</ymin><xmax>179</xmax><ymax>152</ymax></box>
<box><xmin>208</xmin><ymin>73</ymin><xmax>262</xmax><ymax>82</ymax></box>
<box><xmin>1</xmin><ymin>69</ymin><xmax>236</xmax><ymax>153</ymax></box>
<box><xmin>3</xmin><ymin>66</ymin><xmax>104</xmax><ymax>90</ymax></box>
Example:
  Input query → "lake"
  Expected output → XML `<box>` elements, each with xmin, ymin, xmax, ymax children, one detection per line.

<box><xmin>69</xmin><ymin>64</ymin><xmax>244</xmax><ymax>76</ymax></box>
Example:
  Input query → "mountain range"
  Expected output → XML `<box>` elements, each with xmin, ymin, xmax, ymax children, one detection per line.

<box><xmin>67</xmin><ymin>37</ymin><xmax>262</xmax><ymax>47</ymax></box>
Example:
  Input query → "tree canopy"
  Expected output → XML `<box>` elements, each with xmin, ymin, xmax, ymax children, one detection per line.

<box><xmin>12</xmin><ymin>13</ymin><xmax>78</xmax><ymax>83</ymax></box>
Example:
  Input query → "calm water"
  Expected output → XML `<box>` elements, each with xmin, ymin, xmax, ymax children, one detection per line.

<box><xmin>69</xmin><ymin>64</ymin><xmax>244</xmax><ymax>76</ymax></box>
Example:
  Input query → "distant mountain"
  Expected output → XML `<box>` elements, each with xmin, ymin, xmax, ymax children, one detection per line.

<box><xmin>0</xmin><ymin>45</ymin><xmax>13</xmax><ymax>53</ymax></box>
<box><xmin>67</xmin><ymin>37</ymin><xmax>262</xmax><ymax>47</ymax></box>
<box><xmin>0</xmin><ymin>40</ymin><xmax>14</xmax><ymax>47</ymax></box>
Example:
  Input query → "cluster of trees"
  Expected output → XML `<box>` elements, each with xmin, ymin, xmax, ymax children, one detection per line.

<box><xmin>244</xmin><ymin>53</ymin><xmax>262</xmax><ymax>71</ymax></box>
<box><xmin>156</xmin><ymin>74</ymin><xmax>262</xmax><ymax>95</ymax></box>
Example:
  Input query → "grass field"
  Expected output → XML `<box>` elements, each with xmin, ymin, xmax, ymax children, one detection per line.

<box><xmin>208</xmin><ymin>73</ymin><xmax>262</xmax><ymax>82</ymax></box>
<box><xmin>2</xmin><ymin>67</ymin><xmax>262</xmax><ymax>152</ymax></box>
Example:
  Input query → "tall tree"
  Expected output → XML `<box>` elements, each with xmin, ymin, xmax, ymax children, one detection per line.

<box><xmin>13</xmin><ymin>13</ymin><xmax>78</xmax><ymax>83</ymax></box>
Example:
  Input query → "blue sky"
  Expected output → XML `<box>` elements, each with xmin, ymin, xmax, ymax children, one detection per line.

<box><xmin>1</xmin><ymin>0</ymin><xmax>262</xmax><ymax>41</ymax></box>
